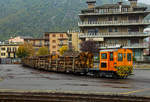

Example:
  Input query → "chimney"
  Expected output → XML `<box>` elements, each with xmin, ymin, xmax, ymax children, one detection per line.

<box><xmin>118</xmin><ymin>1</ymin><xmax>123</xmax><ymax>12</ymax></box>
<box><xmin>86</xmin><ymin>0</ymin><xmax>96</xmax><ymax>9</ymax></box>
<box><xmin>128</xmin><ymin>0</ymin><xmax>138</xmax><ymax>7</ymax></box>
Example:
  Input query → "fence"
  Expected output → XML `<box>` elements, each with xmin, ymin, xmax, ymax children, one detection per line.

<box><xmin>0</xmin><ymin>58</ymin><xmax>21</xmax><ymax>64</ymax></box>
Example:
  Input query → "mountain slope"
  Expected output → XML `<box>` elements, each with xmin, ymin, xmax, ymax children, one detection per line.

<box><xmin>0</xmin><ymin>0</ymin><xmax>148</xmax><ymax>40</ymax></box>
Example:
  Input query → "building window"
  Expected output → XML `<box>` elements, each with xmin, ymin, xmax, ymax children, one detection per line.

<box><xmin>39</xmin><ymin>41</ymin><xmax>42</xmax><ymax>46</ymax></box>
<box><xmin>88</xmin><ymin>29</ymin><xmax>95</xmax><ymax>34</ymax></box>
<box><xmin>60</xmin><ymin>40</ymin><xmax>64</xmax><ymax>44</ymax></box>
<box><xmin>128</xmin><ymin>27</ymin><xmax>139</xmax><ymax>33</ymax></box>
<box><xmin>1</xmin><ymin>53</ymin><xmax>5</xmax><ymax>56</ymax></box>
<box><xmin>88</xmin><ymin>28</ymin><xmax>98</xmax><ymax>34</ymax></box>
<box><xmin>114</xmin><ymin>40</ymin><xmax>119</xmax><ymax>44</ymax></box>
<box><xmin>13</xmin><ymin>48</ymin><xmax>15</xmax><ymax>52</ymax></box>
<box><xmin>68</xmin><ymin>34</ymin><xmax>72</xmax><ymax>41</ymax></box>
<box><xmin>128</xmin><ymin>15</ymin><xmax>139</xmax><ymax>21</ymax></box>
<box><xmin>52</xmin><ymin>34</ymin><xmax>56</xmax><ymax>37</ymax></box>
<box><xmin>114</xmin><ymin>28</ymin><xmax>118</xmax><ymax>32</ymax></box>
<box><xmin>15</xmin><ymin>48</ymin><xmax>17</xmax><ymax>51</ymax></box>
<box><xmin>88</xmin><ymin>17</ymin><xmax>98</xmax><ymax>23</ymax></box>
<box><xmin>52</xmin><ymin>40</ymin><xmax>56</xmax><ymax>43</ymax></box>
<box><xmin>1</xmin><ymin>47</ymin><xmax>5</xmax><ymax>51</ymax></box>
<box><xmin>108</xmin><ymin>16</ymin><xmax>113</xmax><ymax>21</ymax></box>
<box><xmin>130</xmin><ymin>39</ymin><xmax>139</xmax><ymax>44</ymax></box>
<box><xmin>109</xmin><ymin>28</ymin><xmax>113</xmax><ymax>32</ymax></box>
<box><xmin>127</xmin><ymin>53</ymin><xmax>132</xmax><ymax>61</ymax></box>
<box><xmin>8</xmin><ymin>53</ymin><xmax>10</xmax><ymax>58</ymax></box>
<box><xmin>52</xmin><ymin>51</ymin><xmax>56</xmax><ymax>54</ymax></box>
<box><xmin>7</xmin><ymin>47</ymin><xmax>11</xmax><ymax>52</ymax></box>
<box><xmin>14</xmin><ymin>53</ymin><xmax>16</xmax><ymax>58</ymax></box>
<box><xmin>114</xmin><ymin>16</ymin><xmax>118</xmax><ymax>21</ymax></box>
<box><xmin>60</xmin><ymin>34</ymin><xmax>63</xmax><ymax>38</ymax></box>
<box><xmin>52</xmin><ymin>46</ymin><xmax>56</xmax><ymax>49</ymax></box>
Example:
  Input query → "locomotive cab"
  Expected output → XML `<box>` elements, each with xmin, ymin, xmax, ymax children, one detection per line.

<box><xmin>99</xmin><ymin>49</ymin><xmax>133</xmax><ymax>78</ymax></box>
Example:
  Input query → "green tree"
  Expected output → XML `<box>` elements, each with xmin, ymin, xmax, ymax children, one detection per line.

<box><xmin>24</xmin><ymin>42</ymin><xmax>35</xmax><ymax>57</ymax></box>
<box><xmin>16</xmin><ymin>45</ymin><xmax>29</xmax><ymax>58</ymax></box>
<box><xmin>37</xmin><ymin>46</ymin><xmax>49</xmax><ymax>56</ymax></box>
<box><xmin>16</xmin><ymin>42</ymin><xmax>35</xmax><ymax>58</ymax></box>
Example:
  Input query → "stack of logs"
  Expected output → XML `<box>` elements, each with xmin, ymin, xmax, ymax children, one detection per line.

<box><xmin>22</xmin><ymin>51</ymin><xmax>94</xmax><ymax>74</ymax></box>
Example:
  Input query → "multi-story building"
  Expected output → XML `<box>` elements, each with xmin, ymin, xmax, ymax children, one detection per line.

<box><xmin>67</xmin><ymin>30</ymin><xmax>81</xmax><ymax>51</ymax></box>
<box><xmin>44</xmin><ymin>32</ymin><xmax>68</xmax><ymax>54</ymax></box>
<box><xmin>24</xmin><ymin>38</ymin><xmax>46</xmax><ymax>51</ymax></box>
<box><xmin>78</xmin><ymin>0</ymin><xmax>150</xmax><ymax>61</ymax></box>
<box><xmin>0</xmin><ymin>44</ymin><xmax>19</xmax><ymax>59</ymax></box>
<box><xmin>8</xmin><ymin>36</ymin><xmax>33</xmax><ymax>44</ymax></box>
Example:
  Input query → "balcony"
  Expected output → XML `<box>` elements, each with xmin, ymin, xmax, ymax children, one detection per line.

<box><xmin>44</xmin><ymin>43</ymin><xmax>49</xmax><ymax>46</ymax></box>
<box><xmin>33</xmin><ymin>44</ymin><xmax>43</xmax><ymax>47</ymax></box>
<box><xmin>80</xmin><ymin>8</ymin><xmax>150</xmax><ymax>16</ymax></box>
<box><xmin>7</xmin><ymin>50</ymin><xmax>16</xmax><ymax>53</ymax></box>
<box><xmin>78</xmin><ymin>20</ymin><xmax>150</xmax><ymax>27</ymax></box>
<box><xmin>79</xmin><ymin>32</ymin><xmax>150</xmax><ymax>38</ymax></box>
<box><xmin>58</xmin><ymin>43</ymin><xmax>68</xmax><ymax>46</ymax></box>
<box><xmin>58</xmin><ymin>37</ymin><xmax>68</xmax><ymax>40</ymax></box>
<box><xmin>99</xmin><ymin>43</ymin><xmax>148</xmax><ymax>49</ymax></box>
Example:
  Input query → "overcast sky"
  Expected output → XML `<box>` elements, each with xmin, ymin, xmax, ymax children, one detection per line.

<box><xmin>138</xmin><ymin>0</ymin><xmax>150</xmax><ymax>4</ymax></box>
<box><xmin>124</xmin><ymin>0</ymin><xmax>149</xmax><ymax>4</ymax></box>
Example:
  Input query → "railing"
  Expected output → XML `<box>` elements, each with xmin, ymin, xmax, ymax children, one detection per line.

<box><xmin>58</xmin><ymin>43</ymin><xmax>68</xmax><ymax>46</ymax></box>
<box><xmin>58</xmin><ymin>37</ymin><xmax>68</xmax><ymax>40</ymax></box>
<box><xmin>97</xmin><ymin>8</ymin><xmax>129</xmax><ymax>14</ymax></box>
<box><xmin>44</xmin><ymin>44</ymin><xmax>49</xmax><ymax>46</ymax></box>
<box><xmin>80</xmin><ymin>8</ymin><xmax>150</xmax><ymax>15</ymax></box>
<box><xmin>78</xmin><ymin>20</ymin><xmax>150</xmax><ymax>26</ymax></box>
<box><xmin>7</xmin><ymin>50</ymin><xmax>16</xmax><ymax>53</ymax></box>
<box><xmin>79</xmin><ymin>32</ymin><xmax>150</xmax><ymax>38</ymax></box>
<box><xmin>33</xmin><ymin>44</ymin><xmax>43</xmax><ymax>47</ymax></box>
<box><xmin>124</xmin><ymin>43</ymin><xmax>149</xmax><ymax>48</ymax></box>
<box><xmin>99</xmin><ymin>43</ymin><xmax>148</xmax><ymax>49</ymax></box>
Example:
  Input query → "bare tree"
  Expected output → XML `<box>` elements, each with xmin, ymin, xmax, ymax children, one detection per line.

<box><xmin>80</xmin><ymin>40</ymin><xmax>99</xmax><ymax>54</ymax></box>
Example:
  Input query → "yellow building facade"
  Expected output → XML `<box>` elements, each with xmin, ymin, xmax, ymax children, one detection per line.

<box><xmin>0</xmin><ymin>44</ymin><xmax>19</xmax><ymax>58</ymax></box>
<box><xmin>67</xmin><ymin>30</ymin><xmax>81</xmax><ymax>51</ymax></box>
<box><xmin>44</xmin><ymin>32</ymin><xmax>68</xmax><ymax>55</ymax></box>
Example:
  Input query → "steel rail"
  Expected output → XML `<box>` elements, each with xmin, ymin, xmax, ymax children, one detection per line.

<box><xmin>0</xmin><ymin>92</ymin><xmax>150</xmax><ymax>102</ymax></box>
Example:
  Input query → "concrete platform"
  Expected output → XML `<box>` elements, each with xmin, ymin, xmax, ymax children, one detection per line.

<box><xmin>0</xmin><ymin>64</ymin><xmax>150</xmax><ymax>97</ymax></box>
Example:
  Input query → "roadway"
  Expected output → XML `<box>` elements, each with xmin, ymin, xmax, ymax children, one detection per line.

<box><xmin>0</xmin><ymin>64</ymin><xmax>150</xmax><ymax>97</ymax></box>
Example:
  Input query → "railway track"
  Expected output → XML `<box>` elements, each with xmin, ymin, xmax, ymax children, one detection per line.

<box><xmin>0</xmin><ymin>92</ymin><xmax>150</xmax><ymax>102</ymax></box>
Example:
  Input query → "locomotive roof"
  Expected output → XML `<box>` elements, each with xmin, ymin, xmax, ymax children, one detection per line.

<box><xmin>100</xmin><ymin>49</ymin><xmax>118</xmax><ymax>52</ymax></box>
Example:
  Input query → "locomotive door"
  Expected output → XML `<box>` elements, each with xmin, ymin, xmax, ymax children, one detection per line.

<box><xmin>117</xmin><ymin>49</ymin><xmax>125</xmax><ymax>67</ymax></box>
<box><xmin>100</xmin><ymin>52</ymin><xmax>109</xmax><ymax>71</ymax></box>
<box><xmin>108</xmin><ymin>52</ymin><xmax>114</xmax><ymax>71</ymax></box>
<box><xmin>126</xmin><ymin>49</ymin><xmax>133</xmax><ymax>66</ymax></box>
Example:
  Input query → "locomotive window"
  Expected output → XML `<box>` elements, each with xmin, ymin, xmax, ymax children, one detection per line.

<box><xmin>118</xmin><ymin>53</ymin><xmax>123</xmax><ymax>61</ymax></box>
<box><xmin>101</xmin><ymin>53</ymin><xmax>107</xmax><ymax>59</ymax></box>
<box><xmin>110</xmin><ymin>52</ymin><xmax>113</xmax><ymax>61</ymax></box>
<box><xmin>124</xmin><ymin>53</ymin><xmax>126</xmax><ymax>58</ymax></box>
<box><xmin>101</xmin><ymin>63</ymin><xmax>107</xmax><ymax>68</ymax></box>
<box><xmin>127</xmin><ymin>53</ymin><xmax>132</xmax><ymax>61</ymax></box>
